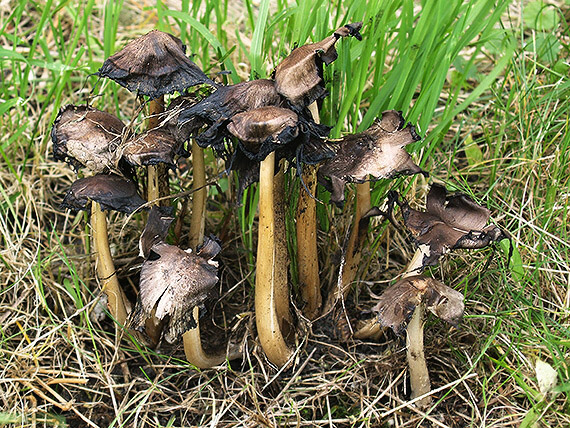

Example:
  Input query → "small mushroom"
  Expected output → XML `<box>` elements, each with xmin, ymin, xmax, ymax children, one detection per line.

<box><xmin>97</xmin><ymin>30</ymin><xmax>215</xmax><ymax>99</ymax></box>
<box><xmin>273</xmin><ymin>22</ymin><xmax>363</xmax><ymax>108</ymax></box>
<box><xmin>61</xmin><ymin>174</ymin><xmax>146</xmax><ymax>326</ymax></box>
<box><xmin>318</xmin><ymin>110</ymin><xmax>426</xmax><ymax>206</ymax></box>
<box><xmin>130</xmin><ymin>236</ymin><xmax>221</xmax><ymax>344</ymax></box>
<box><xmin>372</xmin><ymin>275</ymin><xmax>464</xmax><ymax>335</ymax></box>
<box><xmin>397</xmin><ymin>183</ymin><xmax>508</xmax><ymax>267</ymax></box>
<box><xmin>51</xmin><ymin>105</ymin><xmax>125</xmax><ymax>173</ymax></box>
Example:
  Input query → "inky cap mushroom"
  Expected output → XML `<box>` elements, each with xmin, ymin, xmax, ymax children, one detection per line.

<box><xmin>51</xmin><ymin>105</ymin><xmax>125</xmax><ymax>173</ymax></box>
<box><xmin>97</xmin><ymin>30</ymin><xmax>215</xmax><ymax>99</ymax></box>
<box><xmin>121</xmin><ymin>129</ymin><xmax>186</xmax><ymax>169</ymax></box>
<box><xmin>223</xmin><ymin>106</ymin><xmax>332</xmax><ymax>200</ymax></box>
<box><xmin>227</xmin><ymin>106</ymin><xmax>300</xmax><ymax>161</ymax></box>
<box><xmin>130</xmin><ymin>236</ymin><xmax>221</xmax><ymax>344</ymax></box>
<box><xmin>178</xmin><ymin>79</ymin><xmax>283</xmax><ymax>149</ymax></box>
<box><xmin>273</xmin><ymin>22</ymin><xmax>363</xmax><ymax>108</ymax></box>
<box><xmin>397</xmin><ymin>184</ymin><xmax>508</xmax><ymax>266</ymax></box>
<box><xmin>318</xmin><ymin>110</ymin><xmax>426</xmax><ymax>205</ymax></box>
<box><xmin>61</xmin><ymin>173</ymin><xmax>145</xmax><ymax>214</ymax></box>
<box><xmin>372</xmin><ymin>275</ymin><xmax>464</xmax><ymax>335</ymax></box>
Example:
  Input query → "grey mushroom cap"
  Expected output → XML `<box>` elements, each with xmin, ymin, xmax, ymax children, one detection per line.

<box><xmin>318</xmin><ymin>110</ymin><xmax>426</xmax><ymax>205</ymax></box>
<box><xmin>139</xmin><ymin>206</ymin><xmax>174</xmax><ymax>259</ymax></box>
<box><xmin>60</xmin><ymin>173</ymin><xmax>146</xmax><ymax>214</ymax></box>
<box><xmin>372</xmin><ymin>275</ymin><xmax>464</xmax><ymax>335</ymax></box>
<box><xmin>51</xmin><ymin>105</ymin><xmax>125</xmax><ymax>173</ymax></box>
<box><xmin>130</xmin><ymin>237</ymin><xmax>221</xmax><ymax>344</ymax></box>
<box><xmin>97</xmin><ymin>30</ymin><xmax>215</xmax><ymax>99</ymax></box>
<box><xmin>399</xmin><ymin>184</ymin><xmax>508</xmax><ymax>266</ymax></box>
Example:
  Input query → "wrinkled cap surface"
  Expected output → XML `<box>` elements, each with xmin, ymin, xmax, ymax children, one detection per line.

<box><xmin>60</xmin><ymin>173</ymin><xmax>145</xmax><ymax>213</ymax></box>
<box><xmin>318</xmin><ymin>110</ymin><xmax>425</xmax><ymax>205</ymax></box>
<box><xmin>51</xmin><ymin>105</ymin><xmax>125</xmax><ymax>173</ymax></box>
<box><xmin>139</xmin><ymin>206</ymin><xmax>174</xmax><ymax>259</ymax></box>
<box><xmin>400</xmin><ymin>184</ymin><xmax>507</xmax><ymax>266</ymax></box>
<box><xmin>121</xmin><ymin>129</ymin><xmax>182</xmax><ymax>168</ymax></box>
<box><xmin>273</xmin><ymin>22</ymin><xmax>362</xmax><ymax>107</ymax></box>
<box><xmin>179</xmin><ymin>79</ymin><xmax>283</xmax><ymax>145</ymax></box>
<box><xmin>130</xmin><ymin>237</ymin><xmax>221</xmax><ymax>344</ymax></box>
<box><xmin>372</xmin><ymin>275</ymin><xmax>464</xmax><ymax>334</ymax></box>
<box><xmin>97</xmin><ymin>30</ymin><xmax>214</xmax><ymax>99</ymax></box>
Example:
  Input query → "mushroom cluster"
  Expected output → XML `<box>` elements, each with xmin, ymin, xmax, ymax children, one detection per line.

<box><xmin>51</xmin><ymin>24</ymin><xmax>509</xmax><ymax>398</ymax></box>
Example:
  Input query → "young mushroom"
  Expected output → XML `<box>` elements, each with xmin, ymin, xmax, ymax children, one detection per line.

<box><xmin>61</xmin><ymin>174</ymin><xmax>146</xmax><ymax>326</ymax></box>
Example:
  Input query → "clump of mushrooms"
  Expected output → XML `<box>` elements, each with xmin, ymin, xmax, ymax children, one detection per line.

<box><xmin>356</xmin><ymin>183</ymin><xmax>508</xmax><ymax>407</ymax></box>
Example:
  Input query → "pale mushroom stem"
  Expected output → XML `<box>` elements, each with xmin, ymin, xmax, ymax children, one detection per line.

<box><xmin>182</xmin><ymin>154</ymin><xmax>237</xmax><ymax>368</ymax></box>
<box><xmin>256</xmin><ymin>152</ymin><xmax>293</xmax><ymax>367</ymax></box>
<box><xmin>189</xmin><ymin>141</ymin><xmax>206</xmax><ymax>249</ymax></box>
<box><xmin>91</xmin><ymin>201</ymin><xmax>128</xmax><ymax>326</ymax></box>
<box><xmin>404</xmin><ymin>245</ymin><xmax>431</xmax><ymax>408</ymax></box>
<box><xmin>147</xmin><ymin>96</ymin><xmax>167</xmax><ymax>205</ymax></box>
<box><xmin>296</xmin><ymin>101</ymin><xmax>321</xmax><ymax>319</ymax></box>
<box><xmin>323</xmin><ymin>181</ymin><xmax>371</xmax><ymax>312</ymax></box>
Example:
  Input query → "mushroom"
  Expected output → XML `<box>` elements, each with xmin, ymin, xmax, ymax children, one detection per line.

<box><xmin>179</xmin><ymin>79</ymin><xmax>283</xmax><ymax>156</ymax></box>
<box><xmin>397</xmin><ymin>183</ymin><xmax>508</xmax><ymax>267</ymax></box>
<box><xmin>372</xmin><ymin>274</ymin><xmax>464</xmax><ymax>406</ymax></box>
<box><xmin>97</xmin><ymin>30</ymin><xmax>215</xmax><ymax>100</ymax></box>
<box><xmin>98</xmin><ymin>30</ymin><xmax>215</xmax><ymax>207</ymax></box>
<box><xmin>51</xmin><ymin>104</ymin><xmax>126</xmax><ymax>174</ymax></box>
<box><xmin>61</xmin><ymin>174</ymin><xmax>146</xmax><ymax>326</ymax></box>
<box><xmin>121</xmin><ymin>128</ymin><xmax>186</xmax><ymax>171</ymax></box>
<box><xmin>273</xmin><ymin>22</ymin><xmax>363</xmax><ymax>108</ymax></box>
<box><xmin>321</xmin><ymin>110</ymin><xmax>426</xmax><ymax>315</ymax></box>
<box><xmin>271</xmin><ymin>23</ymin><xmax>362</xmax><ymax>319</ymax></box>
<box><xmin>372</xmin><ymin>275</ymin><xmax>464</xmax><ymax>335</ymax></box>
<box><xmin>131</xmin><ymin>236</ymin><xmax>219</xmax><ymax>343</ymax></box>
<box><xmin>356</xmin><ymin>183</ymin><xmax>508</xmax><ymax>407</ymax></box>
<box><xmin>318</xmin><ymin>110</ymin><xmax>426</xmax><ymax>206</ymax></box>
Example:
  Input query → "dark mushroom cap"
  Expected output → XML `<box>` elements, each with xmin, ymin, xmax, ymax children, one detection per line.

<box><xmin>97</xmin><ymin>30</ymin><xmax>215</xmax><ymax>99</ymax></box>
<box><xmin>130</xmin><ymin>237</ymin><xmax>221</xmax><ymax>344</ymax></box>
<box><xmin>318</xmin><ymin>110</ymin><xmax>426</xmax><ymax>205</ymax></box>
<box><xmin>60</xmin><ymin>173</ymin><xmax>146</xmax><ymax>214</ymax></box>
<box><xmin>121</xmin><ymin>129</ymin><xmax>183</xmax><ymax>168</ymax></box>
<box><xmin>227</xmin><ymin>106</ymin><xmax>300</xmax><ymax>160</ymax></box>
<box><xmin>372</xmin><ymin>275</ymin><xmax>464</xmax><ymax>334</ymax></box>
<box><xmin>178</xmin><ymin>79</ymin><xmax>283</xmax><ymax>143</ymax></box>
<box><xmin>51</xmin><ymin>105</ymin><xmax>125</xmax><ymax>173</ymax></box>
<box><xmin>399</xmin><ymin>184</ymin><xmax>507</xmax><ymax>266</ymax></box>
<box><xmin>225</xmin><ymin>107</ymin><xmax>332</xmax><ymax>200</ymax></box>
<box><xmin>273</xmin><ymin>22</ymin><xmax>362</xmax><ymax>107</ymax></box>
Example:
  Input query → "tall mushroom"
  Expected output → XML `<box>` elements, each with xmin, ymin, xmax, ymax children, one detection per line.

<box><xmin>272</xmin><ymin>22</ymin><xmax>363</xmax><ymax>319</ymax></box>
<box><xmin>225</xmin><ymin>105</ymin><xmax>330</xmax><ymax>366</ymax></box>
<box><xmin>61</xmin><ymin>174</ymin><xmax>146</xmax><ymax>326</ymax></box>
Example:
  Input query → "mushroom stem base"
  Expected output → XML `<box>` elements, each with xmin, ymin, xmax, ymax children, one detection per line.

<box><xmin>91</xmin><ymin>202</ymin><xmax>129</xmax><ymax>326</ymax></box>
